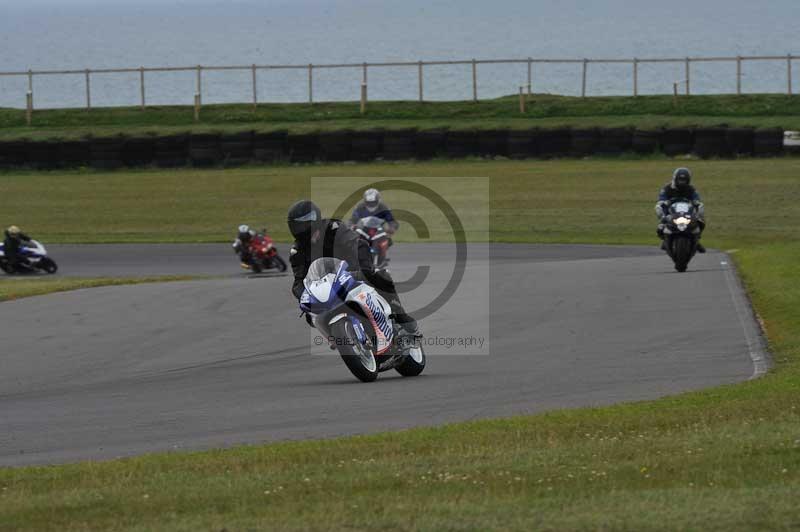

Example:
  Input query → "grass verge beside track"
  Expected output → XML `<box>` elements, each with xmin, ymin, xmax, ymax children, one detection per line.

<box><xmin>0</xmin><ymin>275</ymin><xmax>204</xmax><ymax>302</ymax></box>
<box><xmin>0</xmin><ymin>159</ymin><xmax>798</xmax><ymax>530</ymax></box>
<box><xmin>1</xmin><ymin>93</ymin><xmax>799</xmax><ymax>140</ymax></box>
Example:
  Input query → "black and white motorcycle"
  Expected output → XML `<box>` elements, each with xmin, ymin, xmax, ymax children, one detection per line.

<box><xmin>0</xmin><ymin>239</ymin><xmax>59</xmax><ymax>274</ymax></box>
<box><xmin>661</xmin><ymin>199</ymin><xmax>703</xmax><ymax>272</ymax></box>
<box><xmin>300</xmin><ymin>257</ymin><xmax>425</xmax><ymax>382</ymax></box>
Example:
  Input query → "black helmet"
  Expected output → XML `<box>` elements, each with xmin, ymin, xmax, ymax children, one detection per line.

<box><xmin>672</xmin><ymin>167</ymin><xmax>692</xmax><ymax>189</ymax></box>
<box><xmin>287</xmin><ymin>200</ymin><xmax>321</xmax><ymax>238</ymax></box>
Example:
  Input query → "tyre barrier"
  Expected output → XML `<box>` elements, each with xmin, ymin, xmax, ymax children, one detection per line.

<box><xmin>122</xmin><ymin>137</ymin><xmax>155</xmax><ymax>167</ymax></box>
<box><xmin>693</xmin><ymin>128</ymin><xmax>731</xmax><ymax>159</ymax></box>
<box><xmin>661</xmin><ymin>128</ymin><xmax>694</xmax><ymax>156</ymax></box>
<box><xmin>632</xmin><ymin>130</ymin><xmax>661</xmax><ymax>154</ymax></box>
<box><xmin>58</xmin><ymin>140</ymin><xmax>91</xmax><ymax>167</ymax></box>
<box><xmin>446</xmin><ymin>130</ymin><xmax>479</xmax><ymax>158</ymax></box>
<box><xmin>0</xmin><ymin>140</ymin><xmax>28</xmax><ymax>168</ymax></box>
<box><xmin>0</xmin><ymin>127</ymin><xmax>790</xmax><ymax>170</ymax></box>
<box><xmin>26</xmin><ymin>141</ymin><xmax>64</xmax><ymax>169</ymax></box>
<box><xmin>478</xmin><ymin>130</ymin><xmax>509</xmax><ymax>157</ymax></box>
<box><xmin>350</xmin><ymin>130</ymin><xmax>383</xmax><ymax>162</ymax></box>
<box><xmin>571</xmin><ymin>128</ymin><xmax>600</xmax><ymax>156</ymax></box>
<box><xmin>382</xmin><ymin>129</ymin><xmax>416</xmax><ymax>160</ymax></box>
<box><xmin>253</xmin><ymin>131</ymin><xmax>287</xmax><ymax>163</ymax></box>
<box><xmin>725</xmin><ymin>128</ymin><xmax>755</xmax><ymax>156</ymax></box>
<box><xmin>596</xmin><ymin>128</ymin><xmax>633</xmax><ymax>155</ymax></box>
<box><xmin>319</xmin><ymin>131</ymin><xmax>352</xmax><ymax>162</ymax></box>
<box><xmin>189</xmin><ymin>133</ymin><xmax>222</xmax><ymax>167</ymax></box>
<box><xmin>753</xmin><ymin>128</ymin><xmax>784</xmax><ymax>156</ymax></box>
<box><xmin>90</xmin><ymin>137</ymin><xmax>125</xmax><ymax>170</ymax></box>
<box><xmin>287</xmin><ymin>133</ymin><xmax>320</xmax><ymax>163</ymax></box>
<box><xmin>220</xmin><ymin>131</ymin><xmax>254</xmax><ymax>167</ymax></box>
<box><xmin>538</xmin><ymin>128</ymin><xmax>572</xmax><ymax>157</ymax></box>
<box><xmin>415</xmin><ymin>130</ymin><xmax>447</xmax><ymax>159</ymax></box>
<box><xmin>154</xmin><ymin>135</ymin><xmax>189</xmax><ymax>168</ymax></box>
<box><xmin>507</xmin><ymin>129</ymin><xmax>539</xmax><ymax>159</ymax></box>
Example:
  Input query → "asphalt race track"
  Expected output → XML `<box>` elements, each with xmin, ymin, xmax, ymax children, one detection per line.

<box><xmin>0</xmin><ymin>244</ymin><xmax>765</xmax><ymax>466</ymax></box>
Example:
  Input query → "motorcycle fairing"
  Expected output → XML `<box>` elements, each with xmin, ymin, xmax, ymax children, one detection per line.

<box><xmin>345</xmin><ymin>283</ymin><xmax>394</xmax><ymax>355</ymax></box>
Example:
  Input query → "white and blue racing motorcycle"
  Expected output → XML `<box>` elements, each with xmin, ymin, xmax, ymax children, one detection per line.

<box><xmin>0</xmin><ymin>239</ymin><xmax>58</xmax><ymax>275</ymax></box>
<box><xmin>300</xmin><ymin>257</ymin><xmax>425</xmax><ymax>382</ymax></box>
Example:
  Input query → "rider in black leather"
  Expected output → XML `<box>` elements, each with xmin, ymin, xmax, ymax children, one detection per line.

<box><xmin>3</xmin><ymin>226</ymin><xmax>32</xmax><ymax>273</ymax></box>
<box><xmin>655</xmin><ymin>168</ymin><xmax>706</xmax><ymax>253</ymax></box>
<box><xmin>287</xmin><ymin>200</ymin><xmax>419</xmax><ymax>336</ymax></box>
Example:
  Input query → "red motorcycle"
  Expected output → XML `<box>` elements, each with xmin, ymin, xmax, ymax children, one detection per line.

<box><xmin>354</xmin><ymin>216</ymin><xmax>391</xmax><ymax>270</ymax></box>
<box><xmin>241</xmin><ymin>234</ymin><xmax>287</xmax><ymax>273</ymax></box>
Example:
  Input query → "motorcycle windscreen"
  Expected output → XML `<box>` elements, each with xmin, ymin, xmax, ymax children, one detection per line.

<box><xmin>305</xmin><ymin>257</ymin><xmax>347</xmax><ymax>282</ymax></box>
<box><xmin>670</xmin><ymin>201</ymin><xmax>693</xmax><ymax>215</ymax></box>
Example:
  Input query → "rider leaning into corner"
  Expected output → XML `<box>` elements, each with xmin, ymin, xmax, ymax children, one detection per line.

<box><xmin>3</xmin><ymin>225</ymin><xmax>33</xmax><ymax>273</ymax></box>
<box><xmin>287</xmin><ymin>199</ymin><xmax>420</xmax><ymax>341</ymax></box>
<box><xmin>655</xmin><ymin>168</ymin><xmax>706</xmax><ymax>253</ymax></box>
<box><xmin>348</xmin><ymin>188</ymin><xmax>399</xmax><ymax>234</ymax></box>
<box><xmin>232</xmin><ymin>224</ymin><xmax>257</xmax><ymax>265</ymax></box>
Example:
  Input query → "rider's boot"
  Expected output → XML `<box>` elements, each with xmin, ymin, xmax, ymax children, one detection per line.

<box><xmin>696</xmin><ymin>242</ymin><xmax>707</xmax><ymax>253</ymax></box>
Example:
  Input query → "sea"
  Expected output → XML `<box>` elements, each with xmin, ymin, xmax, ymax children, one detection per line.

<box><xmin>0</xmin><ymin>0</ymin><xmax>798</xmax><ymax>108</ymax></box>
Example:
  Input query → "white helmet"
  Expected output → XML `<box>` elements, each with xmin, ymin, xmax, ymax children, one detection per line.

<box><xmin>238</xmin><ymin>224</ymin><xmax>250</xmax><ymax>234</ymax></box>
<box><xmin>363</xmin><ymin>188</ymin><xmax>381</xmax><ymax>213</ymax></box>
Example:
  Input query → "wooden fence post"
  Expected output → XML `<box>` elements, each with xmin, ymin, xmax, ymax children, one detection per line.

<box><xmin>685</xmin><ymin>58</ymin><xmax>691</xmax><ymax>95</ymax></box>
<box><xmin>194</xmin><ymin>94</ymin><xmax>200</xmax><ymax>122</ymax></box>
<box><xmin>789</xmin><ymin>54</ymin><xmax>794</xmax><ymax>96</ymax></box>
<box><xmin>527</xmin><ymin>57</ymin><xmax>532</xmax><ymax>95</ymax></box>
<box><xmin>85</xmin><ymin>69</ymin><xmax>91</xmax><ymax>110</ymax></box>
<box><xmin>308</xmin><ymin>64</ymin><xmax>313</xmax><ymax>104</ymax></box>
<box><xmin>736</xmin><ymin>56</ymin><xmax>742</xmax><ymax>95</ymax></box>
<box><xmin>581</xmin><ymin>59</ymin><xmax>588</xmax><ymax>98</ymax></box>
<box><xmin>519</xmin><ymin>86</ymin><xmax>526</xmax><ymax>113</ymax></box>
<box><xmin>196</xmin><ymin>65</ymin><xmax>202</xmax><ymax>105</ymax></box>
<box><xmin>26</xmin><ymin>92</ymin><xmax>32</xmax><ymax>126</ymax></box>
<box><xmin>418</xmin><ymin>61</ymin><xmax>424</xmax><ymax>102</ymax></box>
<box><xmin>252</xmin><ymin>64</ymin><xmax>258</xmax><ymax>109</ymax></box>
<box><xmin>360</xmin><ymin>83</ymin><xmax>367</xmax><ymax>114</ymax></box>
<box><xmin>471</xmin><ymin>59</ymin><xmax>477</xmax><ymax>102</ymax></box>
<box><xmin>633</xmin><ymin>58</ymin><xmax>638</xmax><ymax>97</ymax></box>
<box><xmin>139</xmin><ymin>67</ymin><xmax>146</xmax><ymax>110</ymax></box>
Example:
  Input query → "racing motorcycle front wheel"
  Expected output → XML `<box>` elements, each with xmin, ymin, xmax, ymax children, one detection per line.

<box><xmin>272</xmin><ymin>255</ymin><xmax>288</xmax><ymax>273</ymax></box>
<box><xmin>395</xmin><ymin>340</ymin><xmax>426</xmax><ymax>377</ymax></box>
<box><xmin>331</xmin><ymin>318</ymin><xmax>379</xmax><ymax>382</ymax></box>
<box><xmin>672</xmin><ymin>237</ymin><xmax>693</xmax><ymax>273</ymax></box>
<box><xmin>39</xmin><ymin>258</ymin><xmax>58</xmax><ymax>274</ymax></box>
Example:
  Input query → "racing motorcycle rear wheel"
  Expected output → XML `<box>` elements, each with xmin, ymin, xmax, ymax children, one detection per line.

<box><xmin>332</xmin><ymin>319</ymin><xmax>379</xmax><ymax>382</ymax></box>
<box><xmin>672</xmin><ymin>237</ymin><xmax>693</xmax><ymax>273</ymax></box>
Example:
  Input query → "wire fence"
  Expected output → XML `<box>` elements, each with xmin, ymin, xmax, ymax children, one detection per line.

<box><xmin>0</xmin><ymin>53</ymin><xmax>796</xmax><ymax>111</ymax></box>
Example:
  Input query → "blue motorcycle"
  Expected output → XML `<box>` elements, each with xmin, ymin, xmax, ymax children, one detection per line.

<box><xmin>300</xmin><ymin>257</ymin><xmax>425</xmax><ymax>382</ymax></box>
<box><xmin>0</xmin><ymin>239</ymin><xmax>58</xmax><ymax>275</ymax></box>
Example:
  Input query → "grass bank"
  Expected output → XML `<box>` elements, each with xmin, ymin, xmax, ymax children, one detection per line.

<box><xmin>1</xmin><ymin>93</ymin><xmax>799</xmax><ymax>140</ymax></box>
<box><xmin>0</xmin><ymin>275</ymin><xmax>203</xmax><ymax>302</ymax></box>
<box><xmin>0</xmin><ymin>159</ymin><xmax>798</xmax><ymax>530</ymax></box>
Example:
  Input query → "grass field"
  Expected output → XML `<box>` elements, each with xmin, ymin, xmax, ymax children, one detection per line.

<box><xmin>1</xmin><ymin>93</ymin><xmax>799</xmax><ymax>140</ymax></box>
<box><xmin>0</xmin><ymin>159</ymin><xmax>799</xmax><ymax>530</ymax></box>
